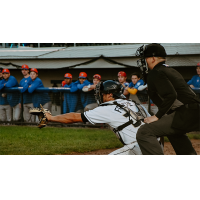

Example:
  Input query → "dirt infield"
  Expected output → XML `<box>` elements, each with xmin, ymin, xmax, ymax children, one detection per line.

<box><xmin>164</xmin><ymin>139</ymin><xmax>200</xmax><ymax>155</ymax></box>
<box><xmin>69</xmin><ymin>139</ymin><xmax>200</xmax><ymax>155</ymax></box>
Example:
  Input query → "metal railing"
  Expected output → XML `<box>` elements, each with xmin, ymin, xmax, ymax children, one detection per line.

<box><xmin>0</xmin><ymin>87</ymin><xmax>100</xmax><ymax>127</ymax></box>
<box><xmin>1</xmin><ymin>87</ymin><xmax>200</xmax><ymax>127</ymax></box>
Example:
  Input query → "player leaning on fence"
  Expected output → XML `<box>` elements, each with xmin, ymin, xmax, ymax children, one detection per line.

<box><xmin>62</xmin><ymin>73</ymin><xmax>80</xmax><ymax>114</ymax></box>
<box><xmin>117</xmin><ymin>71</ymin><xmax>129</xmax><ymax>99</ymax></box>
<box><xmin>82</xmin><ymin>74</ymin><xmax>101</xmax><ymax>111</ymax></box>
<box><xmin>135</xmin><ymin>43</ymin><xmax>200</xmax><ymax>155</ymax></box>
<box><xmin>75</xmin><ymin>72</ymin><xmax>96</xmax><ymax>112</ymax></box>
<box><xmin>0</xmin><ymin>69</ymin><xmax>21</xmax><ymax>121</ymax></box>
<box><xmin>187</xmin><ymin>62</ymin><xmax>200</xmax><ymax>88</ymax></box>
<box><xmin>21</xmin><ymin>68</ymin><xmax>51</xmax><ymax>122</ymax></box>
<box><xmin>30</xmin><ymin>80</ymin><xmax>164</xmax><ymax>155</ymax></box>
<box><xmin>19</xmin><ymin>64</ymin><xmax>34</xmax><ymax>122</ymax></box>
<box><xmin>0</xmin><ymin>68</ymin><xmax>12</xmax><ymax>122</ymax></box>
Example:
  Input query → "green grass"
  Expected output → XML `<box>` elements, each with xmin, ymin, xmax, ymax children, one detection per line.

<box><xmin>0</xmin><ymin>126</ymin><xmax>123</xmax><ymax>155</ymax></box>
<box><xmin>1</xmin><ymin>126</ymin><xmax>199</xmax><ymax>155</ymax></box>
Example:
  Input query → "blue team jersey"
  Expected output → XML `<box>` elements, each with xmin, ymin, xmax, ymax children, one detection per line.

<box><xmin>0</xmin><ymin>76</ymin><xmax>20</xmax><ymax>107</ymax></box>
<box><xmin>129</xmin><ymin>79</ymin><xmax>144</xmax><ymax>90</ymax></box>
<box><xmin>23</xmin><ymin>77</ymin><xmax>51</xmax><ymax>108</ymax></box>
<box><xmin>0</xmin><ymin>78</ymin><xmax>9</xmax><ymax>105</ymax></box>
<box><xmin>19</xmin><ymin>76</ymin><xmax>33</xmax><ymax>104</ymax></box>
<box><xmin>75</xmin><ymin>80</ymin><xmax>96</xmax><ymax>108</ymax></box>
<box><xmin>63</xmin><ymin>82</ymin><xmax>81</xmax><ymax>113</ymax></box>
<box><xmin>122</xmin><ymin>82</ymin><xmax>129</xmax><ymax>93</ymax></box>
<box><xmin>129</xmin><ymin>79</ymin><xmax>148</xmax><ymax>102</ymax></box>
<box><xmin>124</xmin><ymin>82</ymin><xmax>129</xmax><ymax>87</ymax></box>
<box><xmin>187</xmin><ymin>75</ymin><xmax>200</xmax><ymax>88</ymax></box>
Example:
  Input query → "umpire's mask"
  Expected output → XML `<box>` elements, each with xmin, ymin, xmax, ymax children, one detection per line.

<box><xmin>94</xmin><ymin>80</ymin><xmax>126</xmax><ymax>105</ymax></box>
<box><xmin>136</xmin><ymin>45</ymin><xmax>148</xmax><ymax>85</ymax></box>
<box><xmin>136</xmin><ymin>43</ymin><xmax>167</xmax><ymax>84</ymax></box>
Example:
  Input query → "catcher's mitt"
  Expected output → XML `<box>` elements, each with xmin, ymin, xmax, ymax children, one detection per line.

<box><xmin>29</xmin><ymin>104</ymin><xmax>52</xmax><ymax>129</ymax></box>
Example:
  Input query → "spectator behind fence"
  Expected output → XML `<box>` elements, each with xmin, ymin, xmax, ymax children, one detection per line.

<box><xmin>62</xmin><ymin>73</ymin><xmax>81</xmax><ymax>113</ymax></box>
<box><xmin>118</xmin><ymin>71</ymin><xmax>129</xmax><ymax>99</ymax></box>
<box><xmin>0</xmin><ymin>68</ymin><xmax>2</xmax><ymax>80</ymax></box>
<box><xmin>22</xmin><ymin>68</ymin><xmax>52</xmax><ymax>121</ymax></box>
<box><xmin>19</xmin><ymin>64</ymin><xmax>34</xmax><ymax>122</ymax></box>
<box><xmin>124</xmin><ymin>72</ymin><xmax>148</xmax><ymax>109</ymax></box>
<box><xmin>187</xmin><ymin>62</ymin><xmax>200</xmax><ymax>88</ymax></box>
<box><xmin>0</xmin><ymin>69</ymin><xmax>21</xmax><ymax>121</ymax></box>
<box><xmin>75</xmin><ymin>72</ymin><xmax>96</xmax><ymax>112</ymax></box>
<box><xmin>0</xmin><ymin>68</ymin><xmax>12</xmax><ymax>122</ymax></box>
<box><xmin>82</xmin><ymin>74</ymin><xmax>101</xmax><ymax>111</ymax></box>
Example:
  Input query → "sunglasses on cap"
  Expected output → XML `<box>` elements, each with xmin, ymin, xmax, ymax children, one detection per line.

<box><xmin>93</xmin><ymin>75</ymin><xmax>101</xmax><ymax>80</ymax></box>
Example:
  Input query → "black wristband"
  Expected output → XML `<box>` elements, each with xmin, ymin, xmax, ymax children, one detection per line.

<box><xmin>81</xmin><ymin>113</ymin><xmax>89</xmax><ymax>123</ymax></box>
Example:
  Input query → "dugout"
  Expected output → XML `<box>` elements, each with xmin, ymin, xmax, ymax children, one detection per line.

<box><xmin>0</xmin><ymin>43</ymin><xmax>200</xmax><ymax>87</ymax></box>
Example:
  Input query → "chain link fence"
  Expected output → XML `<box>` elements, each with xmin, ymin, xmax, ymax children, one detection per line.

<box><xmin>0</xmin><ymin>87</ymin><xmax>103</xmax><ymax>127</ymax></box>
<box><xmin>0</xmin><ymin>87</ymin><xmax>200</xmax><ymax>126</ymax></box>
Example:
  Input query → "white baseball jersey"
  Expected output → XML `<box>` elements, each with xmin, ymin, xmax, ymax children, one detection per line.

<box><xmin>84</xmin><ymin>99</ymin><xmax>151</xmax><ymax>145</ymax></box>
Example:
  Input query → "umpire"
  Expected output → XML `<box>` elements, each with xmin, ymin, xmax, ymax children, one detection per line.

<box><xmin>136</xmin><ymin>43</ymin><xmax>200</xmax><ymax>155</ymax></box>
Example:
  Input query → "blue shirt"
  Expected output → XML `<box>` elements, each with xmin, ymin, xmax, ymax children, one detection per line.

<box><xmin>122</xmin><ymin>82</ymin><xmax>129</xmax><ymax>93</ymax></box>
<box><xmin>75</xmin><ymin>80</ymin><xmax>96</xmax><ymax>108</ymax></box>
<box><xmin>129</xmin><ymin>79</ymin><xmax>148</xmax><ymax>103</ymax></box>
<box><xmin>0</xmin><ymin>78</ymin><xmax>9</xmax><ymax>105</ymax></box>
<box><xmin>23</xmin><ymin>77</ymin><xmax>50</xmax><ymax>108</ymax></box>
<box><xmin>0</xmin><ymin>76</ymin><xmax>20</xmax><ymax>107</ymax></box>
<box><xmin>128</xmin><ymin>79</ymin><xmax>144</xmax><ymax>90</ymax></box>
<box><xmin>63</xmin><ymin>82</ymin><xmax>81</xmax><ymax>113</ymax></box>
<box><xmin>187</xmin><ymin>75</ymin><xmax>200</xmax><ymax>88</ymax></box>
<box><xmin>19</xmin><ymin>76</ymin><xmax>33</xmax><ymax>104</ymax></box>
<box><xmin>124</xmin><ymin>82</ymin><xmax>129</xmax><ymax>87</ymax></box>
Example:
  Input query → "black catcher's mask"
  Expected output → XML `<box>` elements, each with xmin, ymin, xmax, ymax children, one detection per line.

<box><xmin>135</xmin><ymin>43</ymin><xmax>167</xmax><ymax>84</ymax></box>
<box><xmin>94</xmin><ymin>80</ymin><xmax>126</xmax><ymax>105</ymax></box>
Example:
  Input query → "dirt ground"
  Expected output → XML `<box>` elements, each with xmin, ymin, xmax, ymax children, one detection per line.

<box><xmin>69</xmin><ymin>139</ymin><xmax>200</xmax><ymax>155</ymax></box>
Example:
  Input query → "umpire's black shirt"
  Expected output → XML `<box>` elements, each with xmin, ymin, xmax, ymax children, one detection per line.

<box><xmin>147</xmin><ymin>61</ymin><xmax>200</xmax><ymax>131</ymax></box>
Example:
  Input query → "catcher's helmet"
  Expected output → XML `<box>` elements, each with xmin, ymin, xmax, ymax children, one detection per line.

<box><xmin>94</xmin><ymin>80</ymin><xmax>126</xmax><ymax>105</ymax></box>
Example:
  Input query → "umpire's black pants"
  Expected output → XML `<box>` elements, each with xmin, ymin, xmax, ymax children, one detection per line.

<box><xmin>136</xmin><ymin>112</ymin><xmax>197</xmax><ymax>155</ymax></box>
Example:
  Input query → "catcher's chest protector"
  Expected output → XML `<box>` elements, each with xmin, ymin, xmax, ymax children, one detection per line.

<box><xmin>100</xmin><ymin>100</ymin><xmax>147</xmax><ymax>145</ymax></box>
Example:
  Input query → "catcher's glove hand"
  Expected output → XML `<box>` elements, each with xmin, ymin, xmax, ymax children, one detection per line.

<box><xmin>29</xmin><ymin>104</ymin><xmax>51</xmax><ymax>129</ymax></box>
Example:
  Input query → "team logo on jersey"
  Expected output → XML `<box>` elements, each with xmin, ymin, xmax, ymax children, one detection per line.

<box><xmin>25</xmin><ymin>80</ymin><xmax>27</xmax><ymax>82</ymax></box>
<box><xmin>197</xmin><ymin>79</ymin><xmax>199</xmax><ymax>82</ymax></box>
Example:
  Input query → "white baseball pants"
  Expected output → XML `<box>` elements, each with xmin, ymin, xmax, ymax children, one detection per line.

<box><xmin>109</xmin><ymin>143</ymin><xmax>142</xmax><ymax>155</ymax></box>
<box><xmin>13</xmin><ymin>103</ymin><xmax>21</xmax><ymax>121</ymax></box>
<box><xmin>0</xmin><ymin>105</ymin><xmax>12</xmax><ymax>121</ymax></box>
<box><xmin>109</xmin><ymin>141</ymin><xmax>163</xmax><ymax>155</ymax></box>
<box><xmin>23</xmin><ymin>103</ymin><xmax>35</xmax><ymax>122</ymax></box>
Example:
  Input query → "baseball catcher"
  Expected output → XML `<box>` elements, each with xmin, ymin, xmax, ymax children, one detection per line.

<box><xmin>29</xmin><ymin>80</ymin><xmax>163</xmax><ymax>155</ymax></box>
